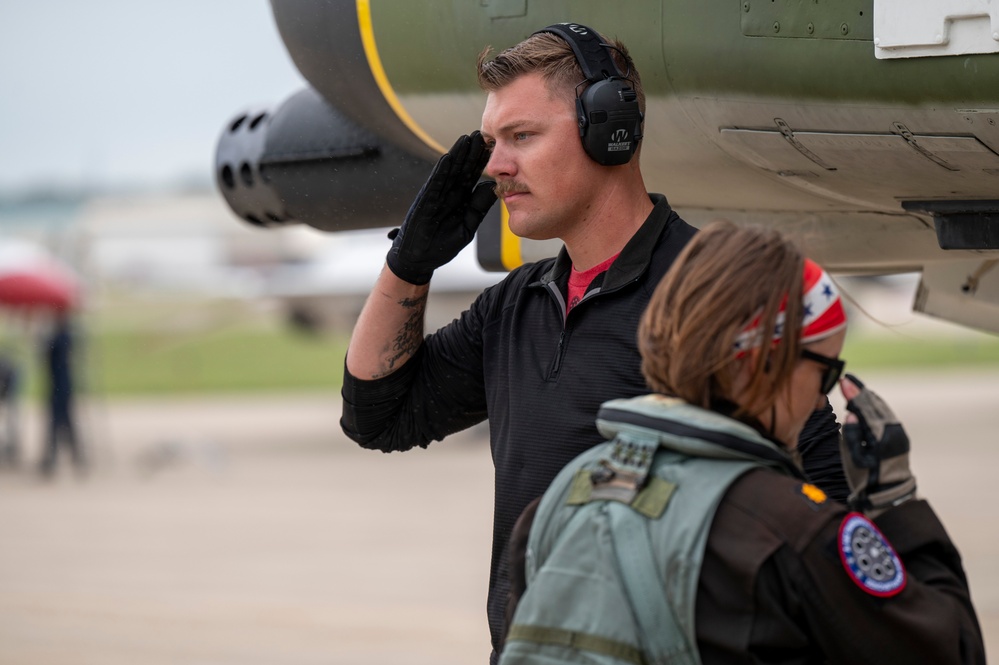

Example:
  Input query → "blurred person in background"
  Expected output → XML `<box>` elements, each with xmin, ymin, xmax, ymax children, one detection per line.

<box><xmin>0</xmin><ymin>347</ymin><xmax>21</xmax><ymax>466</ymax></box>
<box><xmin>39</xmin><ymin>310</ymin><xmax>84</xmax><ymax>477</ymax></box>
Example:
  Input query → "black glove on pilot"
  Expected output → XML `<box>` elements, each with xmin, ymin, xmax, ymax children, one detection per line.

<box><xmin>386</xmin><ymin>131</ymin><xmax>497</xmax><ymax>285</ymax></box>
<box><xmin>839</xmin><ymin>374</ymin><xmax>917</xmax><ymax>517</ymax></box>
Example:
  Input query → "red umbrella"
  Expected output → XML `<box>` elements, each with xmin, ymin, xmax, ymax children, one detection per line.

<box><xmin>0</xmin><ymin>264</ymin><xmax>79</xmax><ymax>311</ymax></box>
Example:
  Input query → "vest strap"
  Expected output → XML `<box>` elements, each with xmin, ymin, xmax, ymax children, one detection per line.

<box><xmin>506</xmin><ymin>624</ymin><xmax>647</xmax><ymax>665</ymax></box>
<box><xmin>607</xmin><ymin>502</ymin><xmax>698</xmax><ymax>665</ymax></box>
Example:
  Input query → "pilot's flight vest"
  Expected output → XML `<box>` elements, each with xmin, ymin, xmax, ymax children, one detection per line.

<box><xmin>500</xmin><ymin>395</ymin><xmax>797</xmax><ymax>665</ymax></box>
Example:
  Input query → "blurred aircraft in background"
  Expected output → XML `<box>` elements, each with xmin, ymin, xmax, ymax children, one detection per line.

<box><xmin>216</xmin><ymin>0</ymin><xmax>999</xmax><ymax>334</ymax></box>
<box><xmin>264</xmin><ymin>228</ymin><xmax>504</xmax><ymax>333</ymax></box>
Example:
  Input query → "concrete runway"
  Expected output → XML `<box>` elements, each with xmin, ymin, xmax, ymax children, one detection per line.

<box><xmin>0</xmin><ymin>368</ymin><xmax>996</xmax><ymax>664</ymax></box>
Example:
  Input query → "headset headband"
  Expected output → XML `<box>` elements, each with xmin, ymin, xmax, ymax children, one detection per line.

<box><xmin>532</xmin><ymin>23</ymin><xmax>625</xmax><ymax>83</ymax></box>
<box><xmin>530</xmin><ymin>22</ymin><xmax>641</xmax><ymax>166</ymax></box>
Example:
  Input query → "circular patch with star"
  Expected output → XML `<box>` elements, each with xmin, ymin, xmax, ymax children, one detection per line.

<box><xmin>838</xmin><ymin>512</ymin><xmax>906</xmax><ymax>597</ymax></box>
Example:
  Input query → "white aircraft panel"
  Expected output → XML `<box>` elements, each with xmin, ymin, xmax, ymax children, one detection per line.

<box><xmin>875</xmin><ymin>0</ymin><xmax>999</xmax><ymax>59</ymax></box>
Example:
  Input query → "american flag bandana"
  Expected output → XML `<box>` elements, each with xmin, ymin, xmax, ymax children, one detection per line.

<box><xmin>733</xmin><ymin>259</ymin><xmax>847</xmax><ymax>355</ymax></box>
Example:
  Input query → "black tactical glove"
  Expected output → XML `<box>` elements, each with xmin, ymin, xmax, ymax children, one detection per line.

<box><xmin>839</xmin><ymin>374</ymin><xmax>917</xmax><ymax>517</ymax></box>
<box><xmin>386</xmin><ymin>131</ymin><xmax>497</xmax><ymax>285</ymax></box>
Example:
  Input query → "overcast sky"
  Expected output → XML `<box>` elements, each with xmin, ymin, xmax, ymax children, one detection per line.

<box><xmin>0</xmin><ymin>0</ymin><xmax>306</xmax><ymax>194</ymax></box>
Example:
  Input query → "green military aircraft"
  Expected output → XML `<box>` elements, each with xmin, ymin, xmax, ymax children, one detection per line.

<box><xmin>216</xmin><ymin>0</ymin><xmax>999</xmax><ymax>333</ymax></box>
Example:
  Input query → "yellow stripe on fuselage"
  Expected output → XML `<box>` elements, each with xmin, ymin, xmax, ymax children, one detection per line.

<box><xmin>500</xmin><ymin>203</ymin><xmax>523</xmax><ymax>269</ymax></box>
<box><xmin>357</xmin><ymin>0</ymin><xmax>524</xmax><ymax>270</ymax></box>
<box><xmin>355</xmin><ymin>0</ymin><xmax>446</xmax><ymax>154</ymax></box>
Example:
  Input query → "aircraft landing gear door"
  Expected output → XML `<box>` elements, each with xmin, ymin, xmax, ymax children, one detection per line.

<box><xmin>717</xmin><ymin>126</ymin><xmax>999</xmax><ymax>211</ymax></box>
<box><xmin>916</xmin><ymin>258</ymin><xmax>999</xmax><ymax>334</ymax></box>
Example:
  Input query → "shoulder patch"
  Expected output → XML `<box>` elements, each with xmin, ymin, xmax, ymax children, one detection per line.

<box><xmin>838</xmin><ymin>512</ymin><xmax>906</xmax><ymax>597</ymax></box>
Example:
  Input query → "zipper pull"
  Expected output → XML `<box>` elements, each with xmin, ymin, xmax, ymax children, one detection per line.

<box><xmin>550</xmin><ymin>330</ymin><xmax>566</xmax><ymax>375</ymax></box>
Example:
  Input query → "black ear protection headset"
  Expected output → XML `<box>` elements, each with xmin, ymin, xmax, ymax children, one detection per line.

<box><xmin>532</xmin><ymin>23</ymin><xmax>643</xmax><ymax>166</ymax></box>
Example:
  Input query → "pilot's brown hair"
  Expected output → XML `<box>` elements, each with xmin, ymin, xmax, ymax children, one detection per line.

<box><xmin>638</xmin><ymin>220</ymin><xmax>806</xmax><ymax>421</ymax></box>
<box><xmin>476</xmin><ymin>30</ymin><xmax>645</xmax><ymax>116</ymax></box>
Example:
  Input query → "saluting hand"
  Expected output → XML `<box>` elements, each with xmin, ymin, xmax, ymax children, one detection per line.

<box><xmin>386</xmin><ymin>131</ymin><xmax>497</xmax><ymax>285</ymax></box>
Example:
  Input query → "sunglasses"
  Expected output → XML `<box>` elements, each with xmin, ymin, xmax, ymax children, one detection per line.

<box><xmin>800</xmin><ymin>349</ymin><xmax>846</xmax><ymax>395</ymax></box>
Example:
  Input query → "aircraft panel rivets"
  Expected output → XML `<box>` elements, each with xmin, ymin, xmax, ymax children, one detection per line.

<box><xmin>773</xmin><ymin>21</ymin><xmax>781</xmax><ymax>33</ymax></box>
<box><xmin>841</xmin><ymin>23</ymin><xmax>850</xmax><ymax>36</ymax></box>
<box><xmin>807</xmin><ymin>23</ymin><xmax>814</xmax><ymax>35</ymax></box>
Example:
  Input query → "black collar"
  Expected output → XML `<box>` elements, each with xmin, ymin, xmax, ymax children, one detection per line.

<box><xmin>710</xmin><ymin>397</ymin><xmax>786</xmax><ymax>449</ymax></box>
<box><xmin>537</xmin><ymin>193</ymin><xmax>674</xmax><ymax>291</ymax></box>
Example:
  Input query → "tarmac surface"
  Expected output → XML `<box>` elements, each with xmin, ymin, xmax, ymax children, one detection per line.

<box><xmin>1</xmin><ymin>368</ymin><xmax>996</xmax><ymax>664</ymax></box>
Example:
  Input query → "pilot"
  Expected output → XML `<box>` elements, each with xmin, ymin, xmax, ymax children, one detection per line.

<box><xmin>339</xmin><ymin>24</ymin><xmax>846</xmax><ymax>662</ymax></box>
<box><xmin>501</xmin><ymin>221</ymin><xmax>985</xmax><ymax>664</ymax></box>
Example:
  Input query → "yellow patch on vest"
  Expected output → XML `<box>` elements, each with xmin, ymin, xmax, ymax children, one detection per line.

<box><xmin>800</xmin><ymin>483</ymin><xmax>827</xmax><ymax>504</ymax></box>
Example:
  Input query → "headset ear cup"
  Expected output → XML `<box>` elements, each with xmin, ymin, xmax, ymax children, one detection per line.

<box><xmin>580</xmin><ymin>79</ymin><xmax>641</xmax><ymax>166</ymax></box>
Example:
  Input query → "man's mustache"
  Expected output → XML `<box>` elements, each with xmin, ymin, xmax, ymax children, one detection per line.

<box><xmin>492</xmin><ymin>180</ymin><xmax>528</xmax><ymax>197</ymax></box>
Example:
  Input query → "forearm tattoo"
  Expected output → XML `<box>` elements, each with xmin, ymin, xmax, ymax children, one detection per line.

<box><xmin>375</xmin><ymin>293</ymin><xmax>427</xmax><ymax>378</ymax></box>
